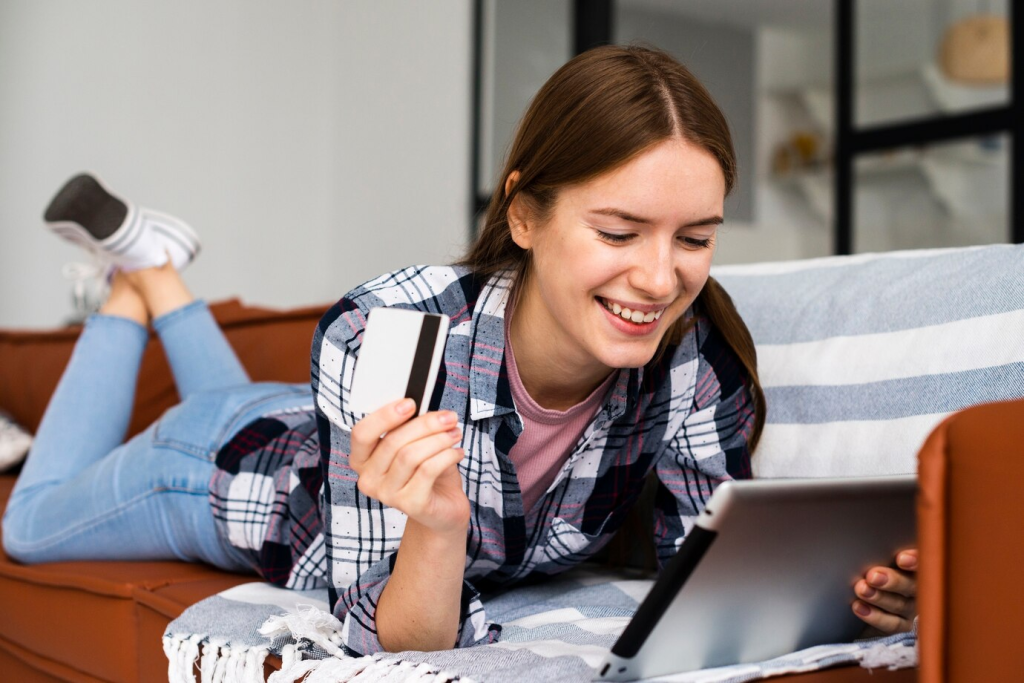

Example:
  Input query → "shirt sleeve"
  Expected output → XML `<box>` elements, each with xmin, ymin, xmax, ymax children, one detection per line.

<box><xmin>651</xmin><ymin>318</ymin><xmax>756</xmax><ymax>569</ymax></box>
<box><xmin>310</xmin><ymin>296</ymin><xmax>501</xmax><ymax>654</ymax></box>
<box><xmin>332</xmin><ymin>552</ymin><xmax>500</xmax><ymax>654</ymax></box>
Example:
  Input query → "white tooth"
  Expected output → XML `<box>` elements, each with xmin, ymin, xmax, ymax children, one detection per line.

<box><xmin>621</xmin><ymin>307</ymin><xmax>632</xmax><ymax>319</ymax></box>
<box><xmin>612</xmin><ymin>302</ymin><xmax>622</xmax><ymax>314</ymax></box>
<box><xmin>653</xmin><ymin>310</ymin><xmax>663</xmax><ymax>320</ymax></box>
<box><xmin>643</xmin><ymin>311</ymin><xmax>655</xmax><ymax>323</ymax></box>
<box><xmin>630</xmin><ymin>310</ymin><xmax>644</xmax><ymax>323</ymax></box>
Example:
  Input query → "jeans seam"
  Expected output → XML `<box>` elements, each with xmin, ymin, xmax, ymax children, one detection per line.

<box><xmin>4</xmin><ymin>485</ymin><xmax>207</xmax><ymax>554</ymax></box>
<box><xmin>151</xmin><ymin>299</ymin><xmax>207</xmax><ymax>335</ymax></box>
<box><xmin>87</xmin><ymin>312</ymin><xmax>149</xmax><ymax>337</ymax></box>
<box><xmin>152</xmin><ymin>388</ymin><xmax>309</xmax><ymax>458</ymax></box>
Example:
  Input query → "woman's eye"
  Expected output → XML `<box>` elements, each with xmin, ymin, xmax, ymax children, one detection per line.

<box><xmin>681</xmin><ymin>237</ymin><xmax>713</xmax><ymax>249</ymax></box>
<box><xmin>596</xmin><ymin>230</ymin><xmax>633</xmax><ymax>244</ymax></box>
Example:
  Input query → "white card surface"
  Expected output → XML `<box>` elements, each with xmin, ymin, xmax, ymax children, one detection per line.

<box><xmin>349</xmin><ymin>307</ymin><xmax>450</xmax><ymax>416</ymax></box>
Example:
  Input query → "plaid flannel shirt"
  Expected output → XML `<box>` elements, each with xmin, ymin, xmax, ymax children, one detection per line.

<box><xmin>309</xmin><ymin>265</ymin><xmax>755</xmax><ymax>655</ymax></box>
<box><xmin>210</xmin><ymin>405</ymin><xmax>327</xmax><ymax>590</ymax></box>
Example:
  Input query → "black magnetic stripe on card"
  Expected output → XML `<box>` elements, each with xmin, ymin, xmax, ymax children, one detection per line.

<box><xmin>404</xmin><ymin>314</ymin><xmax>441</xmax><ymax>411</ymax></box>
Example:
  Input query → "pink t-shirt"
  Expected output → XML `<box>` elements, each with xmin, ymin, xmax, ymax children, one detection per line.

<box><xmin>504</xmin><ymin>324</ymin><xmax>617</xmax><ymax>515</ymax></box>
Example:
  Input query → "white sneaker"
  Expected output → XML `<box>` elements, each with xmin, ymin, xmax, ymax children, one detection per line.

<box><xmin>0</xmin><ymin>411</ymin><xmax>32</xmax><ymax>473</ymax></box>
<box><xmin>62</xmin><ymin>259</ymin><xmax>113</xmax><ymax>323</ymax></box>
<box><xmin>44</xmin><ymin>173</ymin><xmax>201</xmax><ymax>272</ymax></box>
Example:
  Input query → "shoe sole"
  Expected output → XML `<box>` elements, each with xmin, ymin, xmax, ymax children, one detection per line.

<box><xmin>45</xmin><ymin>173</ymin><xmax>149</xmax><ymax>262</ymax></box>
<box><xmin>44</xmin><ymin>174</ymin><xmax>128</xmax><ymax>240</ymax></box>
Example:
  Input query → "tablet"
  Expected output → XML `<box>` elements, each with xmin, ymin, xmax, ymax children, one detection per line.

<box><xmin>595</xmin><ymin>475</ymin><xmax>917</xmax><ymax>681</ymax></box>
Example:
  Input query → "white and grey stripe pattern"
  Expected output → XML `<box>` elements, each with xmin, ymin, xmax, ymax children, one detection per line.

<box><xmin>712</xmin><ymin>244</ymin><xmax>1024</xmax><ymax>478</ymax></box>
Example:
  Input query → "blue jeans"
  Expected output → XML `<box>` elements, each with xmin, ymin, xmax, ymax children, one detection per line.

<box><xmin>2</xmin><ymin>301</ymin><xmax>311</xmax><ymax>570</ymax></box>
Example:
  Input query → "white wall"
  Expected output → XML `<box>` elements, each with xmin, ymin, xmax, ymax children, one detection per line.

<box><xmin>616</xmin><ymin>7</ymin><xmax>756</xmax><ymax>223</ymax></box>
<box><xmin>0</xmin><ymin>0</ymin><xmax>473</xmax><ymax>328</ymax></box>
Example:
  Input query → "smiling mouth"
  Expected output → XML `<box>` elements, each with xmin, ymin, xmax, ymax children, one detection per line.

<box><xmin>597</xmin><ymin>297</ymin><xmax>666</xmax><ymax>325</ymax></box>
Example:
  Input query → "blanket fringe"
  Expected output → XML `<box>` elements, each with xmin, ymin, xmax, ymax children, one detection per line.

<box><xmin>858</xmin><ymin>641</ymin><xmax>917</xmax><ymax>671</ymax></box>
<box><xmin>269</xmin><ymin>654</ymin><xmax>472</xmax><ymax>683</ymax></box>
<box><xmin>163</xmin><ymin>633</ymin><xmax>203</xmax><ymax>683</ymax></box>
<box><xmin>259</xmin><ymin>603</ymin><xmax>472</xmax><ymax>682</ymax></box>
<box><xmin>260</xmin><ymin>603</ymin><xmax>346</xmax><ymax>659</ymax></box>
<box><xmin>164</xmin><ymin>633</ymin><xmax>269</xmax><ymax>683</ymax></box>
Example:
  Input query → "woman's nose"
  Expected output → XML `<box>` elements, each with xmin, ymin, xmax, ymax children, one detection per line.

<box><xmin>629</xmin><ymin>242</ymin><xmax>676</xmax><ymax>299</ymax></box>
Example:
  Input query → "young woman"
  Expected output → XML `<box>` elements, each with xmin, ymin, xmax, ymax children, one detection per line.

<box><xmin>2</xmin><ymin>45</ymin><xmax>917</xmax><ymax>654</ymax></box>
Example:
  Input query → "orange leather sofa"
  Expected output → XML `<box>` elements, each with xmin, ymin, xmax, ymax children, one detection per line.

<box><xmin>0</xmin><ymin>299</ymin><xmax>965</xmax><ymax>682</ymax></box>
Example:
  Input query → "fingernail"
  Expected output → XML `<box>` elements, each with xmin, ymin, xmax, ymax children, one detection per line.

<box><xmin>870</xmin><ymin>571</ymin><xmax>887</xmax><ymax>586</ymax></box>
<box><xmin>397</xmin><ymin>399</ymin><xmax>415</xmax><ymax>415</ymax></box>
<box><xmin>899</xmin><ymin>553</ymin><xmax>918</xmax><ymax>570</ymax></box>
<box><xmin>439</xmin><ymin>411</ymin><xmax>457</xmax><ymax>425</ymax></box>
<box><xmin>447</xmin><ymin>428</ymin><xmax>462</xmax><ymax>439</ymax></box>
<box><xmin>860</xmin><ymin>585</ymin><xmax>877</xmax><ymax>599</ymax></box>
<box><xmin>854</xmin><ymin>602</ymin><xmax>871</xmax><ymax>617</ymax></box>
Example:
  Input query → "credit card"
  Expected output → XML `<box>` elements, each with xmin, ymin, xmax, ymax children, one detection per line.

<box><xmin>349</xmin><ymin>307</ymin><xmax>450</xmax><ymax>416</ymax></box>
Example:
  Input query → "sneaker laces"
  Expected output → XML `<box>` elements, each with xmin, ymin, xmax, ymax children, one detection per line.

<box><xmin>62</xmin><ymin>258</ymin><xmax>113</xmax><ymax>322</ymax></box>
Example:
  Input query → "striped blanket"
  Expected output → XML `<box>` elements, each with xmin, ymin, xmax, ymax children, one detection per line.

<box><xmin>163</xmin><ymin>566</ymin><xmax>916</xmax><ymax>682</ymax></box>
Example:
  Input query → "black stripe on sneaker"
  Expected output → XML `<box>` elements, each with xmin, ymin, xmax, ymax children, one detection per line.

<box><xmin>106</xmin><ymin>212</ymin><xmax>146</xmax><ymax>254</ymax></box>
<box><xmin>157</xmin><ymin>217</ymin><xmax>200</xmax><ymax>250</ymax></box>
<box><xmin>150</xmin><ymin>214</ymin><xmax>200</xmax><ymax>251</ymax></box>
<box><xmin>104</xmin><ymin>210</ymin><xmax>142</xmax><ymax>252</ymax></box>
<box><xmin>149</xmin><ymin>224</ymin><xmax>197</xmax><ymax>259</ymax></box>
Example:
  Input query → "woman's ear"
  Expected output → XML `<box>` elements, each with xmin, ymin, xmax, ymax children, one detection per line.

<box><xmin>504</xmin><ymin>170</ymin><xmax>520</xmax><ymax>198</ymax></box>
<box><xmin>505</xmin><ymin>171</ymin><xmax>533</xmax><ymax>250</ymax></box>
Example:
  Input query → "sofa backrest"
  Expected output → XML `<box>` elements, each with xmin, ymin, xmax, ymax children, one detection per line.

<box><xmin>0</xmin><ymin>299</ymin><xmax>329</xmax><ymax>439</ymax></box>
<box><xmin>712</xmin><ymin>244</ymin><xmax>1024</xmax><ymax>478</ymax></box>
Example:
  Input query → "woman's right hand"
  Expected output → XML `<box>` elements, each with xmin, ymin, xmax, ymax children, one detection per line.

<box><xmin>349</xmin><ymin>398</ymin><xmax>469</xmax><ymax>536</ymax></box>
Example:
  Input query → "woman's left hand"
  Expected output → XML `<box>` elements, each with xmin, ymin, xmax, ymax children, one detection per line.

<box><xmin>852</xmin><ymin>548</ymin><xmax>918</xmax><ymax>634</ymax></box>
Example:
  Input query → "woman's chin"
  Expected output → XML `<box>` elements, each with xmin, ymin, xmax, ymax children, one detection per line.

<box><xmin>594</xmin><ymin>343</ymin><xmax>659</xmax><ymax>371</ymax></box>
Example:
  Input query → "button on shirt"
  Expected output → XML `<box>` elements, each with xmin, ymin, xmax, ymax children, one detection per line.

<box><xmin>309</xmin><ymin>266</ymin><xmax>755</xmax><ymax>655</ymax></box>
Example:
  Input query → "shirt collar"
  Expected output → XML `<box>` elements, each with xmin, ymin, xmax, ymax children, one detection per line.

<box><xmin>466</xmin><ymin>270</ymin><xmax>644</xmax><ymax>423</ymax></box>
<box><xmin>467</xmin><ymin>270</ymin><xmax>517</xmax><ymax>421</ymax></box>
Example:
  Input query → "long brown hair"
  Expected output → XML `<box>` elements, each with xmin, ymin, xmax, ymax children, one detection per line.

<box><xmin>459</xmin><ymin>45</ymin><xmax>765</xmax><ymax>452</ymax></box>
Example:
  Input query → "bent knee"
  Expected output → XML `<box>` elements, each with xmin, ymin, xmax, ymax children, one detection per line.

<box><xmin>2</xmin><ymin>506</ymin><xmax>40</xmax><ymax>564</ymax></box>
<box><xmin>1</xmin><ymin>496</ymin><xmax>67</xmax><ymax>564</ymax></box>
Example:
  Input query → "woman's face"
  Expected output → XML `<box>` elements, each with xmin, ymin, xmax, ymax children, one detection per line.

<box><xmin>511</xmin><ymin>137</ymin><xmax>725</xmax><ymax>377</ymax></box>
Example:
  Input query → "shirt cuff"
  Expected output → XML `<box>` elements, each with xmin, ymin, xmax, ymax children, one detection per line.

<box><xmin>337</xmin><ymin>576</ymin><xmax>502</xmax><ymax>655</ymax></box>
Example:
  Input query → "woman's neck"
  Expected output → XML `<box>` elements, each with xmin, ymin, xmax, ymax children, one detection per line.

<box><xmin>507</xmin><ymin>285</ymin><xmax>614</xmax><ymax>412</ymax></box>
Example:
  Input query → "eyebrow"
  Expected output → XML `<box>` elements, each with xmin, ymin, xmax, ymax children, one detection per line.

<box><xmin>589</xmin><ymin>207</ymin><xmax>724</xmax><ymax>228</ymax></box>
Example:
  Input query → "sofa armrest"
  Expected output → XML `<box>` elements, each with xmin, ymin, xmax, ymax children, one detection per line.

<box><xmin>918</xmin><ymin>397</ymin><xmax>1024</xmax><ymax>682</ymax></box>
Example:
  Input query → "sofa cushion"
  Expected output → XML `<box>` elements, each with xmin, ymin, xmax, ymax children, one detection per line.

<box><xmin>713</xmin><ymin>244</ymin><xmax>1024</xmax><ymax>478</ymax></box>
